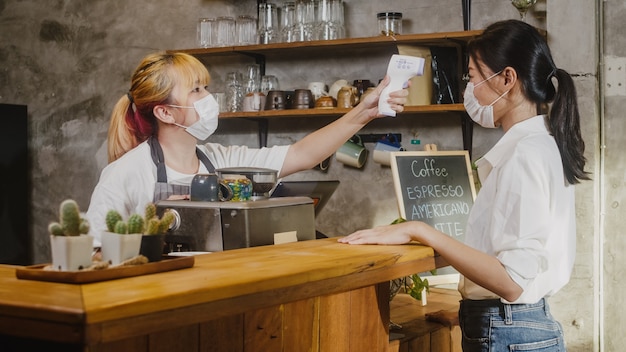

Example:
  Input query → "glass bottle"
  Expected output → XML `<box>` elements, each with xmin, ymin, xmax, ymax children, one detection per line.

<box><xmin>225</xmin><ymin>71</ymin><xmax>243</xmax><ymax>112</ymax></box>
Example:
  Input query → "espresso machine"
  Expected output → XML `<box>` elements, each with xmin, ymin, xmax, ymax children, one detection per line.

<box><xmin>157</xmin><ymin>197</ymin><xmax>315</xmax><ymax>253</ymax></box>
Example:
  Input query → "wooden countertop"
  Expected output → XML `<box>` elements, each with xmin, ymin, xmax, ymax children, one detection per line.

<box><xmin>0</xmin><ymin>237</ymin><xmax>442</xmax><ymax>344</ymax></box>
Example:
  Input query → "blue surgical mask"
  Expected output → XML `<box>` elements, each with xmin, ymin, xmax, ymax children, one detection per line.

<box><xmin>168</xmin><ymin>94</ymin><xmax>219</xmax><ymax>141</ymax></box>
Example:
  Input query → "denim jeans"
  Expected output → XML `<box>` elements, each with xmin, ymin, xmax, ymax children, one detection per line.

<box><xmin>459</xmin><ymin>298</ymin><xmax>566</xmax><ymax>351</ymax></box>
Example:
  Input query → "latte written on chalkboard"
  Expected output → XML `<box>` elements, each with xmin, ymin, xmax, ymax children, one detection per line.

<box><xmin>390</xmin><ymin>151</ymin><xmax>477</xmax><ymax>243</ymax></box>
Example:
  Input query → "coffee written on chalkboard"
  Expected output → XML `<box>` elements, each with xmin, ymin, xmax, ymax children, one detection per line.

<box><xmin>390</xmin><ymin>151</ymin><xmax>477</xmax><ymax>244</ymax></box>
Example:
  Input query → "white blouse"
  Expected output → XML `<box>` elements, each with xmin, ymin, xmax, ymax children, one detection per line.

<box><xmin>458</xmin><ymin>115</ymin><xmax>577</xmax><ymax>304</ymax></box>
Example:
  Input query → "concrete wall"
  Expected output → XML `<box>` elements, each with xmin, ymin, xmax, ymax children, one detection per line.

<box><xmin>1</xmin><ymin>0</ymin><xmax>621</xmax><ymax>350</ymax></box>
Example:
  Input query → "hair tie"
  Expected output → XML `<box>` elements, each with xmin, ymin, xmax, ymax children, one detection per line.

<box><xmin>546</xmin><ymin>67</ymin><xmax>557</xmax><ymax>85</ymax></box>
<box><xmin>127</xmin><ymin>91</ymin><xmax>134</xmax><ymax>105</ymax></box>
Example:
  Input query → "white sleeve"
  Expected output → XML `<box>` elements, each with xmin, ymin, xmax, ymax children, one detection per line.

<box><xmin>86</xmin><ymin>146</ymin><xmax>156</xmax><ymax>246</ymax></box>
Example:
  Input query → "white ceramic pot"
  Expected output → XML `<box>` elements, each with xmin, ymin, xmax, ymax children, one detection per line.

<box><xmin>100</xmin><ymin>232</ymin><xmax>143</xmax><ymax>265</ymax></box>
<box><xmin>50</xmin><ymin>234</ymin><xmax>94</xmax><ymax>271</ymax></box>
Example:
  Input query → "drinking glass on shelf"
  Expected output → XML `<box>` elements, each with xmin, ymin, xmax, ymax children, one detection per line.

<box><xmin>331</xmin><ymin>0</ymin><xmax>345</xmax><ymax>39</ymax></box>
<box><xmin>260</xmin><ymin>75</ymin><xmax>279</xmax><ymax>95</ymax></box>
<box><xmin>244</xmin><ymin>64</ymin><xmax>261</xmax><ymax>94</ymax></box>
<box><xmin>225</xmin><ymin>71</ymin><xmax>244</xmax><ymax>112</ymax></box>
<box><xmin>293</xmin><ymin>0</ymin><xmax>316</xmax><ymax>41</ymax></box>
<box><xmin>236</xmin><ymin>15</ymin><xmax>257</xmax><ymax>45</ymax></box>
<box><xmin>197</xmin><ymin>18</ymin><xmax>216</xmax><ymax>48</ymax></box>
<box><xmin>258</xmin><ymin>2</ymin><xmax>280</xmax><ymax>44</ymax></box>
<box><xmin>216</xmin><ymin>16</ymin><xmax>236</xmax><ymax>47</ymax></box>
<box><xmin>281</xmin><ymin>2</ymin><xmax>297</xmax><ymax>43</ymax></box>
<box><xmin>511</xmin><ymin>0</ymin><xmax>537</xmax><ymax>22</ymax></box>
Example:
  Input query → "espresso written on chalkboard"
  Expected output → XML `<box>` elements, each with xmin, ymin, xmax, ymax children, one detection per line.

<box><xmin>390</xmin><ymin>151</ymin><xmax>476</xmax><ymax>243</ymax></box>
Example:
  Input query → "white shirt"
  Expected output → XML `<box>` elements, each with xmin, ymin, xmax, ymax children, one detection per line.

<box><xmin>458</xmin><ymin>115</ymin><xmax>576</xmax><ymax>304</ymax></box>
<box><xmin>86</xmin><ymin>140</ymin><xmax>290</xmax><ymax>246</ymax></box>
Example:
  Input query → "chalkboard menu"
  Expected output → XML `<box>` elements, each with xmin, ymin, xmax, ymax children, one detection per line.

<box><xmin>390</xmin><ymin>151</ymin><xmax>476</xmax><ymax>243</ymax></box>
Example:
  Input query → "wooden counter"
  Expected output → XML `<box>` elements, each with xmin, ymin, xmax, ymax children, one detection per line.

<box><xmin>0</xmin><ymin>237</ymin><xmax>444</xmax><ymax>351</ymax></box>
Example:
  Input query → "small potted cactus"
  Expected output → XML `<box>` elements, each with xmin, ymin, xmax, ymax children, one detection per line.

<box><xmin>139</xmin><ymin>203</ymin><xmax>175</xmax><ymax>262</ymax></box>
<box><xmin>100</xmin><ymin>210</ymin><xmax>144</xmax><ymax>265</ymax></box>
<box><xmin>48</xmin><ymin>199</ymin><xmax>93</xmax><ymax>271</ymax></box>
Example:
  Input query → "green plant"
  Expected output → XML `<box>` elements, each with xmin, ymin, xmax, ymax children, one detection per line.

<box><xmin>143</xmin><ymin>207</ymin><xmax>175</xmax><ymax>235</ymax></box>
<box><xmin>405</xmin><ymin>273</ymin><xmax>434</xmax><ymax>301</ymax></box>
<box><xmin>48</xmin><ymin>199</ymin><xmax>90</xmax><ymax>236</ymax></box>
<box><xmin>105</xmin><ymin>210</ymin><xmax>144</xmax><ymax>234</ymax></box>
<box><xmin>105</xmin><ymin>210</ymin><xmax>123</xmax><ymax>232</ymax></box>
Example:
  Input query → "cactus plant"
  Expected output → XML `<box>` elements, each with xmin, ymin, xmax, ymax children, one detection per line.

<box><xmin>105</xmin><ymin>210</ymin><xmax>123</xmax><ymax>233</ymax></box>
<box><xmin>127</xmin><ymin>214</ymin><xmax>144</xmax><ymax>234</ymax></box>
<box><xmin>141</xmin><ymin>203</ymin><xmax>174</xmax><ymax>235</ymax></box>
<box><xmin>157</xmin><ymin>211</ymin><xmax>175</xmax><ymax>234</ymax></box>
<box><xmin>48</xmin><ymin>199</ymin><xmax>90</xmax><ymax>236</ymax></box>
<box><xmin>105</xmin><ymin>210</ymin><xmax>145</xmax><ymax>234</ymax></box>
<box><xmin>114</xmin><ymin>221</ymin><xmax>128</xmax><ymax>234</ymax></box>
<box><xmin>144</xmin><ymin>203</ymin><xmax>157</xmax><ymax>224</ymax></box>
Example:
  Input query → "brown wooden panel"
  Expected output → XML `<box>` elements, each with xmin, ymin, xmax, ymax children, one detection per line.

<box><xmin>147</xmin><ymin>324</ymin><xmax>198</xmax><ymax>352</ymax></box>
<box><xmin>93</xmin><ymin>335</ymin><xmax>147</xmax><ymax>352</ymax></box>
<box><xmin>408</xmin><ymin>333</ymin><xmax>430</xmax><ymax>352</ymax></box>
<box><xmin>283</xmin><ymin>297</ymin><xmax>319</xmax><ymax>352</ymax></box>
<box><xmin>319</xmin><ymin>291</ymin><xmax>350</xmax><ymax>352</ymax></box>
<box><xmin>201</xmin><ymin>314</ymin><xmax>244</xmax><ymax>352</ymax></box>
<box><xmin>244</xmin><ymin>305</ymin><xmax>282</xmax><ymax>351</ymax></box>
<box><xmin>430</xmin><ymin>327</ymin><xmax>451</xmax><ymax>352</ymax></box>
<box><xmin>376</xmin><ymin>282</ymin><xmax>391</xmax><ymax>352</ymax></box>
<box><xmin>349</xmin><ymin>286</ymin><xmax>385</xmax><ymax>351</ymax></box>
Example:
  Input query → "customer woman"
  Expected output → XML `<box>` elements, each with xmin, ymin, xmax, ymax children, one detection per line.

<box><xmin>86</xmin><ymin>52</ymin><xmax>408</xmax><ymax>242</ymax></box>
<box><xmin>339</xmin><ymin>20</ymin><xmax>589</xmax><ymax>351</ymax></box>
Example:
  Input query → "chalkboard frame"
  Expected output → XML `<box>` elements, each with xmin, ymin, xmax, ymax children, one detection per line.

<box><xmin>390</xmin><ymin>150</ymin><xmax>477</xmax><ymax>240</ymax></box>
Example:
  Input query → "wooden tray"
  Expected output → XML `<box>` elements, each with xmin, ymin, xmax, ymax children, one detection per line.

<box><xmin>15</xmin><ymin>255</ymin><xmax>194</xmax><ymax>284</ymax></box>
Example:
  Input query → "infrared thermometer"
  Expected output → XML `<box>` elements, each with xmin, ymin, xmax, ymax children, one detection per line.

<box><xmin>378</xmin><ymin>54</ymin><xmax>425</xmax><ymax>117</ymax></box>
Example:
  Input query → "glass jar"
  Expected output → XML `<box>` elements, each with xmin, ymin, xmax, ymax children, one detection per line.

<box><xmin>225</xmin><ymin>71</ymin><xmax>243</xmax><ymax>112</ymax></box>
<box><xmin>377</xmin><ymin>12</ymin><xmax>402</xmax><ymax>36</ymax></box>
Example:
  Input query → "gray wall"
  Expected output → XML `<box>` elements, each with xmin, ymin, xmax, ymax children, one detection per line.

<box><xmin>1</xmin><ymin>0</ymin><xmax>622</xmax><ymax>350</ymax></box>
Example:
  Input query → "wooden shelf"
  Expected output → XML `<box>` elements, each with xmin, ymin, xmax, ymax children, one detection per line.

<box><xmin>218</xmin><ymin>104</ymin><xmax>466</xmax><ymax>120</ymax></box>
<box><xmin>167</xmin><ymin>31</ymin><xmax>477</xmax><ymax>152</ymax></box>
<box><xmin>169</xmin><ymin>30</ymin><xmax>482</xmax><ymax>59</ymax></box>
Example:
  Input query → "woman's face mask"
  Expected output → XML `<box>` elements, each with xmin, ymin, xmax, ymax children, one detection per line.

<box><xmin>463</xmin><ymin>71</ymin><xmax>509</xmax><ymax>129</ymax></box>
<box><xmin>168</xmin><ymin>94</ymin><xmax>219</xmax><ymax>141</ymax></box>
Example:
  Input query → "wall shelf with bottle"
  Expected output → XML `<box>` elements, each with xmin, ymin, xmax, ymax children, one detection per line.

<box><xmin>168</xmin><ymin>29</ymin><xmax>482</xmax><ymax>152</ymax></box>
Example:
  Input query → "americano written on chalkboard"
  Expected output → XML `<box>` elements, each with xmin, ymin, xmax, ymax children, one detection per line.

<box><xmin>390</xmin><ymin>151</ymin><xmax>477</xmax><ymax>243</ymax></box>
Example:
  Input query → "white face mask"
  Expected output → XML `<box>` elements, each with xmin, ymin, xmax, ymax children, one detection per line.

<box><xmin>463</xmin><ymin>71</ymin><xmax>509</xmax><ymax>129</ymax></box>
<box><xmin>168</xmin><ymin>94</ymin><xmax>219</xmax><ymax>140</ymax></box>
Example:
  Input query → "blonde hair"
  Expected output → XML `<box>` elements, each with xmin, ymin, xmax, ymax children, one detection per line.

<box><xmin>107</xmin><ymin>52</ymin><xmax>211</xmax><ymax>162</ymax></box>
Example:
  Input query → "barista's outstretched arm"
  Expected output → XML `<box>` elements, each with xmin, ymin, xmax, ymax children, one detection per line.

<box><xmin>280</xmin><ymin>76</ymin><xmax>409</xmax><ymax>177</ymax></box>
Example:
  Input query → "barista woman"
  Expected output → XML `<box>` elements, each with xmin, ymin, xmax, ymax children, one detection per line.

<box><xmin>339</xmin><ymin>20</ymin><xmax>589</xmax><ymax>351</ymax></box>
<box><xmin>86</xmin><ymin>52</ymin><xmax>408</xmax><ymax>243</ymax></box>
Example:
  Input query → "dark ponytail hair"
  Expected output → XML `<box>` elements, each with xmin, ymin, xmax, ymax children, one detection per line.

<box><xmin>468</xmin><ymin>20</ymin><xmax>590</xmax><ymax>184</ymax></box>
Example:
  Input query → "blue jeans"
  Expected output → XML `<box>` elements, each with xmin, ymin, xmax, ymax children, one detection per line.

<box><xmin>459</xmin><ymin>298</ymin><xmax>566</xmax><ymax>351</ymax></box>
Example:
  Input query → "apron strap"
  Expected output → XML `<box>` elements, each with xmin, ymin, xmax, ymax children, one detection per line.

<box><xmin>148</xmin><ymin>135</ymin><xmax>168</xmax><ymax>183</ymax></box>
<box><xmin>196</xmin><ymin>148</ymin><xmax>215</xmax><ymax>173</ymax></box>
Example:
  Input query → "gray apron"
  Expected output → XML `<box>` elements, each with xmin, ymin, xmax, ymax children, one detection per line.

<box><xmin>148</xmin><ymin>136</ymin><xmax>215</xmax><ymax>202</ymax></box>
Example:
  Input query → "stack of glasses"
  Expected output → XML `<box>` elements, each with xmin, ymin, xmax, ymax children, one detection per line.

<box><xmin>197</xmin><ymin>15</ymin><xmax>258</xmax><ymax>48</ymax></box>
<box><xmin>197</xmin><ymin>0</ymin><xmax>344</xmax><ymax>47</ymax></box>
<box><xmin>259</xmin><ymin>0</ymin><xmax>345</xmax><ymax>44</ymax></box>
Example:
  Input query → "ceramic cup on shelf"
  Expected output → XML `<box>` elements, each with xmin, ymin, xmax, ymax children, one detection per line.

<box><xmin>242</xmin><ymin>92</ymin><xmax>266</xmax><ymax>112</ymax></box>
<box><xmin>336</xmin><ymin>135</ymin><xmax>367</xmax><ymax>168</ymax></box>
<box><xmin>293</xmin><ymin>89</ymin><xmax>314</xmax><ymax>109</ymax></box>
<box><xmin>372</xmin><ymin>138</ymin><xmax>404</xmax><ymax>166</ymax></box>
<box><xmin>307</xmin><ymin>81</ymin><xmax>328</xmax><ymax>101</ymax></box>
<box><xmin>336</xmin><ymin>86</ymin><xmax>358</xmax><ymax>108</ymax></box>
<box><xmin>265</xmin><ymin>90</ymin><xmax>287</xmax><ymax>110</ymax></box>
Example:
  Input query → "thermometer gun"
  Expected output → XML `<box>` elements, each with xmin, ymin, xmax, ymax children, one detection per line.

<box><xmin>378</xmin><ymin>54</ymin><xmax>425</xmax><ymax>117</ymax></box>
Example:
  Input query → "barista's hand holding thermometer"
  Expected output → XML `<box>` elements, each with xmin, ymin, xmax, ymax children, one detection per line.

<box><xmin>378</xmin><ymin>54</ymin><xmax>425</xmax><ymax>117</ymax></box>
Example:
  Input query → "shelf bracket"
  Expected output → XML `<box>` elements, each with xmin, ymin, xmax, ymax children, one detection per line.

<box><xmin>252</xmin><ymin>118</ymin><xmax>269</xmax><ymax>148</ymax></box>
<box><xmin>460</xmin><ymin>111</ymin><xmax>473</xmax><ymax>159</ymax></box>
